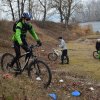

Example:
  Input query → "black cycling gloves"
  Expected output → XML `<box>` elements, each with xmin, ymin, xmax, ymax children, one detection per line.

<box><xmin>37</xmin><ymin>40</ymin><xmax>42</xmax><ymax>46</ymax></box>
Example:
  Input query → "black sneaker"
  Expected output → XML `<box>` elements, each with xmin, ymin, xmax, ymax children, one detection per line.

<box><xmin>66</xmin><ymin>62</ymin><xmax>69</xmax><ymax>64</ymax></box>
<box><xmin>13</xmin><ymin>67</ymin><xmax>20</xmax><ymax>72</ymax></box>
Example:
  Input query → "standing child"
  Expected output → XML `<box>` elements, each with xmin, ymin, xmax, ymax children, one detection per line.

<box><xmin>58</xmin><ymin>37</ymin><xmax>69</xmax><ymax>64</ymax></box>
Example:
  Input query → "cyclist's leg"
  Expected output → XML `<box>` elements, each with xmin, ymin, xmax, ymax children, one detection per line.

<box><xmin>21</xmin><ymin>37</ymin><xmax>30</xmax><ymax>69</ymax></box>
<box><xmin>21</xmin><ymin>39</ymin><xmax>28</xmax><ymax>51</ymax></box>
<box><xmin>21</xmin><ymin>37</ymin><xmax>30</xmax><ymax>61</ymax></box>
<box><xmin>10</xmin><ymin>41</ymin><xmax>20</xmax><ymax>68</ymax></box>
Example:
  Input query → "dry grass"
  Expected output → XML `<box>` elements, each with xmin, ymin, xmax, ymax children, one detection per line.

<box><xmin>66</xmin><ymin>41</ymin><xmax>100</xmax><ymax>81</ymax></box>
<box><xmin>0</xmin><ymin>35</ymin><xmax>100</xmax><ymax>100</ymax></box>
<box><xmin>0</xmin><ymin>20</ymin><xmax>100</xmax><ymax>100</ymax></box>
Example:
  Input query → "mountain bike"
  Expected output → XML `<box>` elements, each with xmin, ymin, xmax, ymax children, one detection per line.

<box><xmin>1</xmin><ymin>45</ymin><xmax>52</xmax><ymax>88</ymax></box>
<box><xmin>48</xmin><ymin>48</ymin><xmax>68</xmax><ymax>63</ymax></box>
<box><xmin>93</xmin><ymin>51</ymin><xmax>99</xmax><ymax>59</ymax></box>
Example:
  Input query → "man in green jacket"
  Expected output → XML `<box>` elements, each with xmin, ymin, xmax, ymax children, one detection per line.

<box><xmin>11</xmin><ymin>12</ymin><xmax>42</xmax><ymax>68</ymax></box>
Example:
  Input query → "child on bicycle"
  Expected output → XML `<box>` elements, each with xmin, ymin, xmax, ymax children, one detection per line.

<box><xmin>58</xmin><ymin>37</ymin><xmax>69</xmax><ymax>64</ymax></box>
<box><xmin>96</xmin><ymin>39</ymin><xmax>100</xmax><ymax>59</ymax></box>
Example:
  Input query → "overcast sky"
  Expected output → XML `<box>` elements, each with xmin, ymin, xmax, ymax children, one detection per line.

<box><xmin>0</xmin><ymin>0</ymin><xmax>96</xmax><ymax>21</ymax></box>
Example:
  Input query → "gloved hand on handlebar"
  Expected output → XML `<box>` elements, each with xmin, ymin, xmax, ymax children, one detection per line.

<box><xmin>37</xmin><ymin>40</ymin><xmax>42</xmax><ymax>46</ymax></box>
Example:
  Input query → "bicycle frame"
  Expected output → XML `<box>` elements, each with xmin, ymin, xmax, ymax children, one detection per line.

<box><xmin>52</xmin><ymin>48</ymin><xmax>62</xmax><ymax>56</ymax></box>
<box><xmin>15</xmin><ymin>45</ymin><xmax>37</xmax><ymax>73</ymax></box>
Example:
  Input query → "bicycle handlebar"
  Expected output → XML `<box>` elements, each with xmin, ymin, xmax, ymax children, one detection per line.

<box><xmin>29</xmin><ymin>44</ymin><xmax>40</xmax><ymax>49</ymax></box>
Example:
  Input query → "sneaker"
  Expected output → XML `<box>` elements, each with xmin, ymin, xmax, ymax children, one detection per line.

<box><xmin>66</xmin><ymin>62</ymin><xmax>69</xmax><ymax>64</ymax></box>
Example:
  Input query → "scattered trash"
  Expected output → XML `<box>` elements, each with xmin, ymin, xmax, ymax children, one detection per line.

<box><xmin>49</xmin><ymin>93</ymin><xmax>57</xmax><ymax>100</ymax></box>
<box><xmin>89</xmin><ymin>87</ymin><xmax>95</xmax><ymax>91</ymax></box>
<box><xmin>72</xmin><ymin>82</ymin><xmax>77</xmax><ymax>87</ymax></box>
<box><xmin>2</xmin><ymin>73</ymin><xmax>12</xmax><ymax>79</ymax></box>
<box><xmin>87</xmin><ymin>82</ymin><xmax>92</xmax><ymax>85</ymax></box>
<box><xmin>41</xmin><ymin>49</ymin><xmax>45</xmax><ymax>52</ymax></box>
<box><xmin>71</xmin><ymin>90</ymin><xmax>81</xmax><ymax>97</ymax></box>
<box><xmin>67</xmin><ymin>94</ymin><xmax>71</xmax><ymax>98</ymax></box>
<box><xmin>59</xmin><ymin>79</ymin><xmax>64</xmax><ymax>83</ymax></box>
<box><xmin>36</xmin><ymin>77</ymin><xmax>41</xmax><ymax>81</ymax></box>
<box><xmin>72</xmin><ymin>82</ymin><xmax>82</xmax><ymax>87</ymax></box>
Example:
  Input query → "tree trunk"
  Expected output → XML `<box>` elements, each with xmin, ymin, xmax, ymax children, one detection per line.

<box><xmin>8</xmin><ymin>0</ymin><xmax>15</xmax><ymax>21</ymax></box>
<box><xmin>17</xmin><ymin>0</ymin><xmax>20</xmax><ymax>19</ymax></box>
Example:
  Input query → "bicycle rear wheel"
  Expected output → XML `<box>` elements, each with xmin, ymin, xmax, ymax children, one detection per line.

<box><xmin>28</xmin><ymin>60</ymin><xmax>52</xmax><ymax>88</ymax></box>
<box><xmin>93</xmin><ymin>51</ymin><xmax>99</xmax><ymax>59</ymax></box>
<box><xmin>1</xmin><ymin>53</ymin><xmax>18</xmax><ymax>73</ymax></box>
<box><xmin>48</xmin><ymin>53</ymin><xmax>58</xmax><ymax>61</ymax></box>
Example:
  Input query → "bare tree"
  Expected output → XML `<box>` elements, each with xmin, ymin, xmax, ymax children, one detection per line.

<box><xmin>51</xmin><ymin>0</ymin><xmax>81</xmax><ymax>27</ymax></box>
<box><xmin>17</xmin><ymin>0</ymin><xmax>26</xmax><ymax>18</ymax></box>
<box><xmin>74</xmin><ymin>0</ymin><xmax>100</xmax><ymax>22</ymax></box>
<box><xmin>50</xmin><ymin>0</ymin><xmax>64</xmax><ymax>23</ymax></box>
<box><xmin>21</xmin><ymin>0</ymin><xmax>26</xmax><ymax>16</ymax></box>
<box><xmin>38</xmin><ymin>0</ymin><xmax>47</xmax><ymax>26</ymax></box>
<box><xmin>1</xmin><ymin>0</ymin><xmax>15</xmax><ymax>20</ymax></box>
<box><xmin>28</xmin><ymin>0</ymin><xmax>32</xmax><ymax>13</ymax></box>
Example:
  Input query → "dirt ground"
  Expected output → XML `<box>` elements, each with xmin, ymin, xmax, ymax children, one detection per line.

<box><xmin>0</xmin><ymin>37</ymin><xmax>100</xmax><ymax>100</ymax></box>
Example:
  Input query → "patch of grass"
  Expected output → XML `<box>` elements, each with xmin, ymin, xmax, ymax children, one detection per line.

<box><xmin>60</xmin><ymin>41</ymin><xmax>100</xmax><ymax>82</ymax></box>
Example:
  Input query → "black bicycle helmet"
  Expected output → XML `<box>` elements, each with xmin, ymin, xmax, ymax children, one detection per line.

<box><xmin>21</xmin><ymin>12</ymin><xmax>31</xmax><ymax>20</ymax></box>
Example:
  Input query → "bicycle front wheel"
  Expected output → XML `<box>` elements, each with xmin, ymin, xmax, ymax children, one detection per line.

<box><xmin>28</xmin><ymin>60</ymin><xmax>52</xmax><ymax>88</ymax></box>
<box><xmin>1</xmin><ymin>53</ymin><xmax>18</xmax><ymax>73</ymax></box>
<box><xmin>93</xmin><ymin>51</ymin><xmax>99</xmax><ymax>59</ymax></box>
<box><xmin>48</xmin><ymin>53</ymin><xmax>58</xmax><ymax>61</ymax></box>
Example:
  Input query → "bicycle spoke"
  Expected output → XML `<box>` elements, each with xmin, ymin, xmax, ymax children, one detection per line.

<box><xmin>48</xmin><ymin>53</ymin><xmax>58</xmax><ymax>61</ymax></box>
<box><xmin>1</xmin><ymin>53</ymin><xmax>20</xmax><ymax>74</ymax></box>
<box><xmin>28</xmin><ymin>60</ymin><xmax>52</xmax><ymax>88</ymax></box>
<box><xmin>1</xmin><ymin>53</ymin><xmax>14</xmax><ymax>72</ymax></box>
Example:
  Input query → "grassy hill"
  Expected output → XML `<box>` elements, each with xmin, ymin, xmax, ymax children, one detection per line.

<box><xmin>0</xmin><ymin>20</ymin><xmax>100</xmax><ymax>100</ymax></box>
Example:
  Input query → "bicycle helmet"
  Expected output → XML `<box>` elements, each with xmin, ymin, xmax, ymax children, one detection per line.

<box><xmin>21</xmin><ymin>12</ymin><xmax>32</xmax><ymax>20</ymax></box>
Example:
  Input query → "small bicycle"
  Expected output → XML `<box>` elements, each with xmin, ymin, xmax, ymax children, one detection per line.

<box><xmin>93</xmin><ymin>51</ymin><xmax>99</xmax><ymax>59</ymax></box>
<box><xmin>48</xmin><ymin>48</ymin><xmax>68</xmax><ymax>63</ymax></box>
<box><xmin>1</xmin><ymin>45</ymin><xmax>52</xmax><ymax>88</ymax></box>
<box><xmin>48</xmin><ymin>48</ymin><xmax>62</xmax><ymax>61</ymax></box>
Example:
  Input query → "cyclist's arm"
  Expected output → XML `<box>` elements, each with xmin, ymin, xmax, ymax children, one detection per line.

<box><xmin>15</xmin><ymin>22</ymin><xmax>23</xmax><ymax>45</ymax></box>
<box><xmin>28</xmin><ymin>23</ymin><xmax>40</xmax><ymax>41</ymax></box>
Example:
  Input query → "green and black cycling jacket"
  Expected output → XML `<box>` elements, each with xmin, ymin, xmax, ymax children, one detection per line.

<box><xmin>12</xmin><ymin>21</ymin><xmax>39</xmax><ymax>45</ymax></box>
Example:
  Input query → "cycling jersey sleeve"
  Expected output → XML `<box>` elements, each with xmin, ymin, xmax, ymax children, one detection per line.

<box><xmin>15</xmin><ymin>22</ymin><xmax>23</xmax><ymax>45</ymax></box>
<box><xmin>28</xmin><ymin>24</ymin><xmax>39</xmax><ymax>41</ymax></box>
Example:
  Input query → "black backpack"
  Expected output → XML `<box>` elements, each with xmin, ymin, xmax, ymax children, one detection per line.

<box><xmin>13</xmin><ymin>21</ymin><xmax>19</xmax><ymax>32</ymax></box>
<box><xmin>13</xmin><ymin>21</ymin><xmax>31</xmax><ymax>32</ymax></box>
